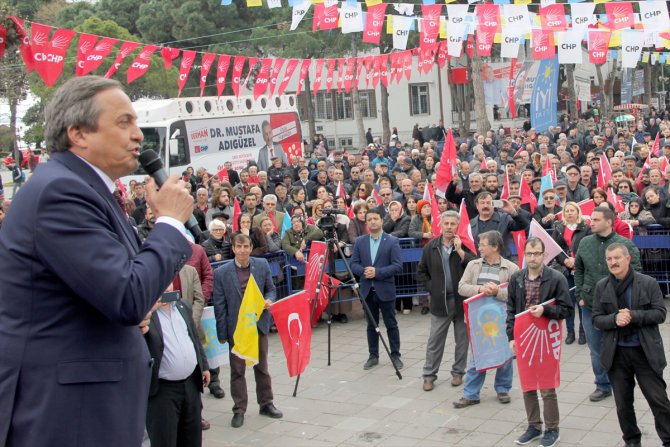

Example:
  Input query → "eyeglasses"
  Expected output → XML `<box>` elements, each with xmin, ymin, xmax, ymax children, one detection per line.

<box><xmin>543</xmin><ymin>196</ymin><xmax>555</xmax><ymax>200</ymax></box>
<box><xmin>525</xmin><ymin>252</ymin><xmax>545</xmax><ymax>257</ymax></box>
<box><xmin>381</xmin><ymin>193</ymin><xmax>392</xmax><ymax>196</ymax></box>
<box><xmin>211</xmin><ymin>228</ymin><xmax>225</xmax><ymax>232</ymax></box>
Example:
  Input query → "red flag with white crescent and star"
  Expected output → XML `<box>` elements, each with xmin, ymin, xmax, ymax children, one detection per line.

<box><xmin>269</xmin><ymin>290</ymin><xmax>313</xmax><ymax>377</ymax></box>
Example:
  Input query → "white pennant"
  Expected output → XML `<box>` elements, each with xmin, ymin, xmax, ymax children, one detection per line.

<box><xmin>393</xmin><ymin>3</ymin><xmax>414</xmax><ymax>16</ymax></box>
<box><xmin>639</xmin><ymin>1</ymin><xmax>670</xmax><ymax>32</ymax></box>
<box><xmin>502</xmin><ymin>4</ymin><xmax>531</xmax><ymax>37</ymax></box>
<box><xmin>267</xmin><ymin>0</ymin><xmax>282</xmax><ymax>8</ymax></box>
<box><xmin>324</xmin><ymin>0</ymin><xmax>338</xmax><ymax>7</ymax></box>
<box><xmin>340</xmin><ymin>2</ymin><xmax>364</xmax><ymax>34</ymax></box>
<box><xmin>290</xmin><ymin>0</ymin><xmax>311</xmax><ymax>31</ymax></box>
<box><xmin>501</xmin><ymin>35</ymin><xmax>522</xmax><ymax>59</ymax></box>
<box><xmin>621</xmin><ymin>31</ymin><xmax>645</xmax><ymax>68</ymax></box>
<box><xmin>557</xmin><ymin>30</ymin><xmax>583</xmax><ymax>64</ymax></box>
<box><xmin>392</xmin><ymin>15</ymin><xmax>413</xmax><ymax>50</ymax></box>
<box><xmin>570</xmin><ymin>3</ymin><xmax>595</xmax><ymax>36</ymax></box>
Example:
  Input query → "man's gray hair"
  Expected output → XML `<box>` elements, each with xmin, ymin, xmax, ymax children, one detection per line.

<box><xmin>208</xmin><ymin>219</ymin><xmax>226</xmax><ymax>231</ymax></box>
<box><xmin>441</xmin><ymin>210</ymin><xmax>460</xmax><ymax>224</ymax></box>
<box><xmin>606</xmin><ymin>243</ymin><xmax>630</xmax><ymax>257</ymax></box>
<box><xmin>479</xmin><ymin>231</ymin><xmax>504</xmax><ymax>253</ymax></box>
<box><xmin>45</xmin><ymin>76</ymin><xmax>122</xmax><ymax>153</ymax></box>
<box><xmin>263</xmin><ymin>194</ymin><xmax>277</xmax><ymax>203</ymax></box>
<box><xmin>469</xmin><ymin>172</ymin><xmax>482</xmax><ymax>181</ymax></box>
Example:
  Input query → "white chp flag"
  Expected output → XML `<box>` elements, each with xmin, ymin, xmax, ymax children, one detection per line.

<box><xmin>393</xmin><ymin>3</ymin><xmax>414</xmax><ymax>16</ymax></box>
<box><xmin>620</xmin><ymin>31</ymin><xmax>645</xmax><ymax>68</ymax></box>
<box><xmin>291</xmin><ymin>0</ymin><xmax>311</xmax><ymax>31</ymax></box>
<box><xmin>502</xmin><ymin>4</ymin><xmax>531</xmax><ymax>37</ymax></box>
<box><xmin>267</xmin><ymin>0</ymin><xmax>282</xmax><ymax>9</ymax></box>
<box><xmin>447</xmin><ymin>4</ymin><xmax>469</xmax><ymax>57</ymax></box>
<box><xmin>528</xmin><ymin>220</ymin><xmax>564</xmax><ymax>266</ymax></box>
<box><xmin>639</xmin><ymin>1</ymin><xmax>670</xmax><ymax>32</ymax></box>
<box><xmin>392</xmin><ymin>15</ymin><xmax>413</xmax><ymax>50</ymax></box>
<box><xmin>570</xmin><ymin>2</ymin><xmax>595</xmax><ymax>35</ymax></box>
<box><xmin>557</xmin><ymin>30</ymin><xmax>583</xmax><ymax>64</ymax></box>
<box><xmin>340</xmin><ymin>1</ymin><xmax>364</xmax><ymax>34</ymax></box>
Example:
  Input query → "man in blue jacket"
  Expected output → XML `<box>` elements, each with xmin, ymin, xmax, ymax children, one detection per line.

<box><xmin>350</xmin><ymin>209</ymin><xmax>403</xmax><ymax>371</ymax></box>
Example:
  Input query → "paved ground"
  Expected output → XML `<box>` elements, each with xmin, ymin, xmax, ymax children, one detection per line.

<box><xmin>202</xmin><ymin>301</ymin><xmax>670</xmax><ymax>447</ymax></box>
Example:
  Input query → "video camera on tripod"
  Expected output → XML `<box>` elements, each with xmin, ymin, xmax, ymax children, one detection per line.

<box><xmin>317</xmin><ymin>208</ymin><xmax>346</xmax><ymax>237</ymax></box>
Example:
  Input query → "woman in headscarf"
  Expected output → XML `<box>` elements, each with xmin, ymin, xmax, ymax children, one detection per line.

<box><xmin>408</xmin><ymin>199</ymin><xmax>433</xmax><ymax>247</ymax></box>
<box><xmin>382</xmin><ymin>200</ymin><xmax>410</xmax><ymax>238</ymax></box>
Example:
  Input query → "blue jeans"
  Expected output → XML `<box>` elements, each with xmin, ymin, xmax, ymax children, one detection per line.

<box><xmin>565</xmin><ymin>275</ymin><xmax>584</xmax><ymax>335</ymax></box>
<box><xmin>365</xmin><ymin>290</ymin><xmax>400</xmax><ymax>359</ymax></box>
<box><xmin>580</xmin><ymin>305</ymin><xmax>611</xmax><ymax>392</ymax></box>
<box><xmin>463</xmin><ymin>356</ymin><xmax>513</xmax><ymax>400</ymax></box>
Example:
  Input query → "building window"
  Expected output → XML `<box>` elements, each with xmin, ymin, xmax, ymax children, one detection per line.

<box><xmin>339</xmin><ymin>138</ymin><xmax>353</xmax><ymax>147</ymax></box>
<box><xmin>358</xmin><ymin>90</ymin><xmax>377</xmax><ymax>118</ymax></box>
<box><xmin>334</xmin><ymin>92</ymin><xmax>352</xmax><ymax>120</ymax></box>
<box><xmin>315</xmin><ymin>92</ymin><xmax>333</xmax><ymax>120</ymax></box>
<box><xmin>409</xmin><ymin>83</ymin><xmax>430</xmax><ymax>115</ymax></box>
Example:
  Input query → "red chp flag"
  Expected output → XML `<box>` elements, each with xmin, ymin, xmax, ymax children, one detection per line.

<box><xmin>336</xmin><ymin>58</ymin><xmax>346</xmax><ymax>93</ymax></box>
<box><xmin>343</xmin><ymin>58</ymin><xmax>356</xmax><ymax>93</ymax></box>
<box><xmin>295</xmin><ymin>59</ymin><xmax>312</xmax><ymax>96</ymax></box>
<box><xmin>326</xmin><ymin>58</ymin><xmax>337</xmax><ymax>91</ymax></box>
<box><xmin>127</xmin><ymin>45</ymin><xmax>159</xmax><ymax>84</ymax></box>
<box><xmin>435</xmin><ymin>129</ymin><xmax>457</xmax><ymax>195</ymax></box>
<box><xmin>253</xmin><ymin>57</ymin><xmax>273</xmax><ymax>100</ymax></box>
<box><xmin>303</xmin><ymin>242</ymin><xmax>341</xmax><ymax>325</ymax></box>
<box><xmin>177</xmin><ymin>50</ymin><xmax>196</xmax><ymax>96</ymax></box>
<box><xmin>30</xmin><ymin>24</ymin><xmax>76</xmax><ymax>87</ymax></box>
<box><xmin>476</xmin><ymin>3</ymin><xmax>499</xmax><ymax>57</ymax></box>
<box><xmin>597</xmin><ymin>152</ymin><xmax>612</xmax><ymax>189</ymax></box>
<box><xmin>216</xmin><ymin>55</ymin><xmax>232</xmax><ymax>97</ymax></box>
<box><xmin>313</xmin><ymin>3</ymin><xmax>339</xmax><ymax>31</ymax></box>
<box><xmin>514</xmin><ymin>299</ymin><xmax>561</xmax><ymax>392</ymax></box>
<box><xmin>104</xmin><ymin>41</ymin><xmax>140</xmax><ymax>78</ymax></box>
<box><xmin>79</xmin><ymin>36</ymin><xmax>118</xmax><ymax>76</ymax></box>
<box><xmin>277</xmin><ymin>59</ymin><xmax>299</xmax><ymax>96</ymax></box>
<box><xmin>363</xmin><ymin>3</ymin><xmax>387</xmax><ymax>45</ymax></box>
<box><xmin>200</xmin><ymin>53</ymin><xmax>216</xmax><ymax>97</ymax></box>
<box><xmin>161</xmin><ymin>47</ymin><xmax>180</xmax><ymax>69</ymax></box>
<box><xmin>379</xmin><ymin>54</ymin><xmax>389</xmax><ymax>89</ymax></box>
<box><xmin>312</xmin><ymin>59</ymin><xmax>324</xmax><ymax>95</ymax></box>
<box><xmin>531</xmin><ymin>29</ymin><xmax>555</xmax><ymax>60</ymax></box>
<box><xmin>436</xmin><ymin>41</ymin><xmax>449</xmax><ymax>69</ymax></box>
<box><xmin>651</xmin><ymin>132</ymin><xmax>661</xmax><ymax>157</ymax></box>
<box><xmin>243</xmin><ymin>57</ymin><xmax>259</xmax><ymax>89</ymax></box>
<box><xmin>588</xmin><ymin>31</ymin><xmax>610</xmax><ymax>65</ymax></box>
<box><xmin>539</xmin><ymin>4</ymin><xmax>567</xmax><ymax>31</ymax></box>
<box><xmin>230</xmin><ymin>56</ymin><xmax>246</xmax><ymax>97</ymax></box>
<box><xmin>9</xmin><ymin>17</ymin><xmax>33</xmax><ymax>72</ymax></box>
<box><xmin>428</xmin><ymin>183</ymin><xmax>442</xmax><ymax>237</ymax></box>
<box><xmin>457</xmin><ymin>200</ymin><xmax>477</xmax><ymax>254</ymax></box>
<box><xmin>268</xmin><ymin>57</ymin><xmax>285</xmax><ymax>97</ymax></box>
<box><xmin>420</xmin><ymin>4</ymin><xmax>442</xmax><ymax>49</ymax></box>
<box><xmin>269</xmin><ymin>291</ymin><xmax>312</xmax><ymax>377</ymax></box>
<box><xmin>605</xmin><ymin>2</ymin><xmax>634</xmax><ymax>31</ymax></box>
<box><xmin>75</xmin><ymin>34</ymin><xmax>98</xmax><ymax>76</ymax></box>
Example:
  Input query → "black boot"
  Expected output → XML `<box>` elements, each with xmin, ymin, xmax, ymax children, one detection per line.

<box><xmin>578</xmin><ymin>332</ymin><xmax>586</xmax><ymax>345</ymax></box>
<box><xmin>565</xmin><ymin>331</ymin><xmax>575</xmax><ymax>345</ymax></box>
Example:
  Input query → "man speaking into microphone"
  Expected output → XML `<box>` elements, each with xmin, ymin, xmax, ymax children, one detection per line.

<box><xmin>0</xmin><ymin>76</ymin><xmax>194</xmax><ymax>447</ymax></box>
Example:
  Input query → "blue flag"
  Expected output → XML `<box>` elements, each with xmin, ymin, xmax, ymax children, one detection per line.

<box><xmin>281</xmin><ymin>210</ymin><xmax>291</xmax><ymax>238</ymax></box>
<box><xmin>464</xmin><ymin>289</ymin><xmax>513</xmax><ymax>372</ymax></box>
<box><xmin>530</xmin><ymin>58</ymin><xmax>559</xmax><ymax>134</ymax></box>
<box><xmin>538</xmin><ymin>173</ymin><xmax>554</xmax><ymax>206</ymax></box>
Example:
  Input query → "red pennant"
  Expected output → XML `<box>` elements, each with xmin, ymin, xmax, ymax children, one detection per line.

<box><xmin>231</xmin><ymin>56</ymin><xmax>246</xmax><ymax>97</ymax></box>
<box><xmin>176</xmin><ymin>50</ymin><xmax>196</xmax><ymax>96</ymax></box>
<box><xmin>607</xmin><ymin>188</ymin><xmax>624</xmax><ymax>213</ymax></box>
<box><xmin>476</xmin><ymin>3</ymin><xmax>499</xmax><ymax>57</ymax></box>
<box><xmin>416</xmin><ymin>48</ymin><xmax>424</xmax><ymax>74</ymax></box>
<box><xmin>337</xmin><ymin>57</ymin><xmax>346</xmax><ymax>93</ymax></box>
<box><xmin>295</xmin><ymin>59</ymin><xmax>312</xmax><ymax>96</ymax></box>
<box><xmin>0</xmin><ymin>25</ymin><xmax>6</xmax><ymax>59</ymax></box>
<box><xmin>403</xmin><ymin>51</ymin><xmax>413</xmax><ymax>81</ymax></box>
<box><xmin>423</xmin><ymin>45</ymin><xmax>437</xmax><ymax>73</ymax></box>
<box><xmin>161</xmin><ymin>47</ymin><xmax>180</xmax><ymax>69</ymax></box>
<box><xmin>387</xmin><ymin>53</ymin><xmax>398</xmax><ymax>84</ymax></box>
<box><xmin>356</xmin><ymin>56</ymin><xmax>365</xmax><ymax>86</ymax></box>
<box><xmin>344</xmin><ymin>58</ymin><xmax>356</xmax><ymax>93</ymax></box>
<box><xmin>457</xmin><ymin>200</ymin><xmax>477</xmax><ymax>254</ymax></box>
<box><xmin>597</xmin><ymin>152</ymin><xmax>612</xmax><ymax>189</ymax></box>
<box><xmin>531</xmin><ymin>29</ymin><xmax>555</xmax><ymax>60</ymax></box>
<box><xmin>512</xmin><ymin>230</ymin><xmax>526</xmax><ymax>268</ymax></box>
<box><xmin>269</xmin><ymin>291</ymin><xmax>313</xmax><ymax>377</ymax></box>
<box><xmin>605</xmin><ymin>2</ymin><xmax>634</xmax><ymax>31</ymax></box>
<box><xmin>253</xmin><ymin>58</ymin><xmax>273</xmax><ymax>100</ymax></box>
<box><xmin>200</xmin><ymin>53</ymin><xmax>216</xmax><ymax>97</ymax></box>
<box><xmin>104</xmin><ymin>41</ymin><xmax>140</xmax><ymax>79</ymax></box>
<box><xmin>379</xmin><ymin>54</ymin><xmax>389</xmax><ymax>88</ymax></box>
<box><xmin>372</xmin><ymin>55</ymin><xmax>381</xmax><ymax>89</ymax></box>
<box><xmin>588</xmin><ymin>31</ymin><xmax>610</xmax><ymax>64</ymax></box>
<box><xmin>542</xmin><ymin>155</ymin><xmax>556</xmax><ymax>183</ymax></box>
<box><xmin>278</xmin><ymin>59</ymin><xmax>300</xmax><ymax>96</ymax></box>
<box><xmin>651</xmin><ymin>132</ymin><xmax>661</xmax><ymax>157</ymax></box>
<box><xmin>232</xmin><ymin>197</ymin><xmax>242</xmax><ymax>231</ymax></box>
<box><xmin>313</xmin><ymin>3</ymin><xmax>324</xmax><ymax>32</ymax></box>
<box><xmin>363</xmin><ymin>3</ymin><xmax>387</xmax><ymax>44</ymax></box>
<box><xmin>268</xmin><ymin>58</ymin><xmax>285</xmax><ymax>98</ymax></box>
<box><xmin>465</xmin><ymin>35</ymin><xmax>475</xmax><ymax>58</ymax></box>
<box><xmin>420</xmin><ymin>4</ymin><xmax>442</xmax><ymax>49</ymax></box>
<box><xmin>363</xmin><ymin>56</ymin><xmax>374</xmax><ymax>88</ymax></box>
<box><xmin>436</xmin><ymin>41</ymin><xmax>448</xmax><ymax>69</ymax></box>
<box><xmin>30</xmin><ymin>24</ymin><xmax>76</xmax><ymax>87</ymax></box>
<box><xmin>508</xmin><ymin>59</ymin><xmax>517</xmax><ymax>119</ymax></box>
<box><xmin>428</xmin><ymin>183</ymin><xmax>442</xmax><ymax>237</ymax></box>
<box><xmin>75</xmin><ymin>34</ymin><xmax>98</xmax><ymax>76</ymax></box>
<box><xmin>436</xmin><ymin>129</ymin><xmax>457</xmax><ymax>194</ymax></box>
<box><xmin>243</xmin><ymin>57</ymin><xmax>259</xmax><ymax>89</ymax></box>
<box><xmin>126</xmin><ymin>44</ymin><xmax>158</xmax><ymax>84</ymax></box>
<box><xmin>79</xmin><ymin>36</ymin><xmax>118</xmax><ymax>76</ymax></box>
<box><xmin>9</xmin><ymin>17</ymin><xmax>33</xmax><ymax>72</ymax></box>
<box><xmin>540</xmin><ymin>4</ymin><xmax>567</xmax><ymax>31</ymax></box>
<box><xmin>312</xmin><ymin>59</ymin><xmax>324</xmax><ymax>96</ymax></box>
<box><xmin>325</xmin><ymin>58</ymin><xmax>337</xmax><ymax>91</ymax></box>
<box><xmin>216</xmin><ymin>54</ymin><xmax>231</xmax><ymax>97</ymax></box>
<box><xmin>520</xmin><ymin>175</ymin><xmax>537</xmax><ymax>214</ymax></box>
<box><xmin>501</xmin><ymin>165</ymin><xmax>511</xmax><ymax>201</ymax></box>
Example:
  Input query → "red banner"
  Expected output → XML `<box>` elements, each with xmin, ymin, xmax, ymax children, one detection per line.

<box><xmin>243</xmin><ymin>57</ymin><xmax>259</xmax><ymax>89</ymax></box>
<box><xmin>362</xmin><ymin>3</ymin><xmax>387</xmax><ymax>45</ymax></box>
<box><xmin>476</xmin><ymin>4</ymin><xmax>499</xmax><ymax>57</ymax></box>
<box><xmin>514</xmin><ymin>300</ymin><xmax>561</xmax><ymax>392</ymax></box>
<box><xmin>216</xmin><ymin>54</ymin><xmax>231</xmax><ymax>97</ymax></box>
<box><xmin>161</xmin><ymin>47</ymin><xmax>180</xmax><ymax>69</ymax></box>
<box><xmin>403</xmin><ymin>50</ymin><xmax>412</xmax><ymax>81</ymax></box>
<box><xmin>531</xmin><ymin>29</ymin><xmax>555</xmax><ymax>60</ymax></box>
<box><xmin>325</xmin><ymin>58</ymin><xmax>336</xmax><ymax>91</ymax></box>
<box><xmin>278</xmin><ymin>59</ymin><xmax>299</xmax><ymax>96</ymax></box>
<box><xmin>436</xmin><ymin>129</ymin><xmax>456</xmax><ymax>195</ymax></box>
<box><xmin>540</xmin><ymin>4</ymin><xmax>567</xmax><ymax>32</ymax></box>
<box><xmin>605</xmin><ymin>2</ymin><xmax>634</xmax><ymax>31</ymax></box>
<box><xmin>304</xmin><ymin>242</ymin><xmax>341</xmax><ymax>325</ymax></box>
<box><xmin>313</xmin><ymin>3</ymin><xmax>339</xmax><ymax>31</ymax></box>
<box><xmin>75</xmin><ymin>34</ymin><xmax>98</xmax><ymax>76</ymax></box>
<box><xmin>428</xmin><ymin>183</ymin><xmax>441</xmax><ymax>237</ymax></box>
<box><xmin>295</xmin><ymin>59</ymin><xmax>311</xmax><ymax>96</ymax></box>
<box><xmin>104</xmin><ymin>41</ymin><xmax>140</xmax><ymax>79</ymax></box>
<box><xmin>127</xmin><ymin>44</ymin><xmax>158</xmax><ymax>84</ymax></box>
<box><xmin>597</xmin><ymin>152</ymin><xmax>612</xmax><ymax>189</ymax></box>
<box><xmin>269</xmin><ymin>291</ymin><xmax>312</xmax><ymax>378</ymax></box>
<box><xmin>512</xmin><ymin>230</ymin><xmax>526</xmax><ymax>268</ymax></box>
<box><xmin>379</xmin><ymin>54</ymin><xmax>389</xmax><ymax>89</ymax></box>
<box><xmin>520</xmin><ymin>174</ymin><xmax>537</xmax><ymax>214</ymax></box>
<box><xmin>268</xmin><ymin>57</ymin><xmax>285</xmax><ymax>97</ymax></box>
<box><xmin>420</xmin><ymin>4</ymin><xmax>442</xmax><ymax>49</ymax></box>
<box><xmin>30</xmin><ymin>24</ymin><xmax>76</xmax><ymax>87</ymax></box>
<box><xmin>80</xmin><ymin>36</ymin><xmax>118</xmax><ymax>76</ymax></box>
<box><xmin>344</xmin><ymin>57</ymin><xmax>356</xmax><ymax>93</ymax></box>
<box><xmin>336</xmin><ymin>57</ymin><xmax>345</xmax><ymax>93</ymax></box>
<box><xmin>588</xmin><ymin>31</ymin><xmax>610</xmax><ymax>64</ymax></box>
<box><xmin>363</xmin><ymin>56</ymin><xmax>374</xmax><ymax>88</ymax></box>
<box><xmin>436</xmin><ymin>41</ymin><xmax>448</xmax><ymax>69</ymax></box>
<box><xmin>253</xmin><ymin>57</ymin><xmax>273</xmax><ymax>100</ymax></box>
<box><xmin>9</xmin><ymin>17</ymin><xmax>33</xmax><ymax>72</ymax></box>
<box><xmin>232</xmin><ymin>197</ymin><xmax>241</xmax><ymax>231</ymax></box>
<box><xmin>230</xmin><ymin>56</ymin><xmax>246</xmax><ymax>97</ymax></box>
<box><xmin>372</xmin><ymin>55</ymin><xmax>381</xmax><ymax>89</ymax></box>
<box><xmin>312</xmin><ymin>58</ymin><xmax>324</xmax><ymax>96</ymax></box>
<box><xmin>177</xmin><ymin>50</ymin><xmax>196</xmax><ymax>96</ymax></box>
<box><xmin>198</xmin><ymin>53</ymin><xmax>216</xmax><ymax>97</ymax></box>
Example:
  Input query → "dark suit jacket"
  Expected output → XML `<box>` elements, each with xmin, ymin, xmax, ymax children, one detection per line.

<box><xmin>350</xmin><ymin>232</ymin><xmax>403</xmax><ymax>301</ymax></box>
<box><xmin>257</xmin><ymin>143</ymin><xmax>288</xmax><ymax>172</ymax></box>
<box><xmin>212</xmin><ymin>257</ymin><xmax>276</xmax><ymax>346</ymax></box>
<box><xmin>0</xmin><ymin>151</ymin><xmax>192</xmax><ymax>447</ymax></box>
<box><xmin>144</xmin><ymin>299</ymin><xmax>209</xmax><ymax>397</ymax></box>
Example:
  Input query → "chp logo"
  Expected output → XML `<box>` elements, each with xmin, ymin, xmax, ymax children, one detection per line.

<box><xmin>194</xmin><ymin>145</ymin><xmax>208</xmax><ymax>154</ymax></box>
<box><xmin>479</xmin><ymin>7</ymin><xmax>499</xmax><ymax>28</ymax></box>
<box><xmin>323</xmin><ymin>4</ymin><xmax>338</xmax><ymax>26</ymax></box>
<box><xmin>517</xmin><ymin>319</ymin><xmax>561</xmax><ymax>365</ymax></box>
<box><xmin>543</xmin><ymin>5</ymin><xmax>565</xmax><ymax>28</ymax></box>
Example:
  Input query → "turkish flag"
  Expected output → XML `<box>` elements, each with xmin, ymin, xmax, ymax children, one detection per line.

<box><xmin>605</xmin><ymin>2</ymin><xmax>634</xmax><ymax>31</ymax></box>
<box><xmin>253</xmin><ymin>58</ymin><xmax>273</xmax><ymax>100</ymax></box>
<box><xmin>420</xmin><ymin>4</ymin><xmax>442</xmax><ymax>49</ymax></box>
<box><xmin>457</xmin><ymin>200</ymin><xmax>477</xmax><ymax>254</ymax></box>
<box><xmin>30</xmin><ymin>24</ymin><xmax>76</xmax><ymax>87</ymax></box>
<box><xmin>540</xmin><ymin>4</ymin><xmax>567</xmax><ymax>31</ymax></box>
<box><xmin>520</xmin><ymin>175</ymin><xmax>537</xmax><ymax>214</ymax></box>
<box><xmin>269</xmin><ymin>291</ymin><xmax>312</xmax><ymax>377</ymax></box>
<box><xmin>588</xmin><ymin>30</ymin><xmax>610</xmax><ymax>65</ymax></box>
<box><xmin>200</xmin><ymin>53</ymin><xmax>216</xmax><ymax>97</ymax></box>
<box><xmin>177</xmin><ymin>50</ymin><xmax>196</xmax><ymax>96</ymax></box>
<box><xmin>607</xmin><ymin>187</ymin><xmax>625</xmax><ymax>213</ymax></box>
<box><xmin>268</xmin><ymin>57</ymin><xmax>285</xmax><ymax>98</ymax></box>
<box><xmin>75</xmin><ymin>34</ymin><xmax>98</xmax><ymax>76</ymax></box>
<box><xmin>651</xmin><ymin>132</ymin><xmax>661</xmax><ymax>157</ymax></box>
<box><xmin>556</xmin><ymin>199</ymin><xmax>595</xmax><ymax>220</ymax></box>
<box><xmin>277</xmin><ymin>59</ymin><xmax>299</xmax><ymax>96</ymax></box>
<box><xmin>230</xmin><ymin>56</ymin><xmax>246</xmax><ymax>97</ymax></box>
<box><xmin>127</xmin><ymin>44</ymin><xmax>159</xmax><ymax>84</ymax></box>
<box><xmin>542</xmin><ymin>155</ymin><xmax>556</xmax><ymax>183</ymax></box>
<box><xmin>104</xmin><ymin>41</ymin><xmax>140</xmax><ymax>79</ymax></box>
<box><xmin>216</xmin><ymin>54</ymin><xmax>232</xmax><ymax>97</ymax></box>
<box><xmin>362</xmin><ymin>3</ymin><xmax>387</xmax><ymax>45</ymax></box>
<box><xmin>597</xmin><ymin>152</ymin><xmax>612</xmax><ymax>189</ymax></box>
<box><xmin>303</xmin><ymin>242</ymin><xmax>342</xmax><ymax>325</ymax></box>
<box><xmin>435</xmin><ymin>129</ymin><xmax>457</xmax><ymax>195</ymax></box>
<box><xmin>161</xmin><ymin>47</ymin><xmax>180</xmax><ymax>69</ymax></box>
<box><xmin>501</xmin><ymin>166</ymin><xmax>511</xmax><ymax>200</ymax></box>
<box><xmin>295</xmin><ymin>59</ymin><xmax>312</xmax><ymax>96</ymax></box>
<box><xmin>514</xmin><ymin>300</ymin><xmax>562</xmax><ymax>392</ymax></box>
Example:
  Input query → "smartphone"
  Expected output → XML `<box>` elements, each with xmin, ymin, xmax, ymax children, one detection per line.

<box><xmin>161</xmin><ymin>291</ymin><xmax>181</xmax><ymax>303</ymax></box>
<box><xmin>492</xmin><ymin>200</ymin><xmax>504</xmax><ymax>208</ymax></box>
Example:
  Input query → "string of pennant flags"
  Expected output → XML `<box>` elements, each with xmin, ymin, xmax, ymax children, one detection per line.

<box><xmin>3</xmin><ymin>0</ymin><xmax>669</xmax><ymax>93</ymax></box>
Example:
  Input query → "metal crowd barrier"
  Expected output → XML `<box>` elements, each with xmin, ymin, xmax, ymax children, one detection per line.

<box><xmin>632</xmin><ymin>225</ymin><xmax>670</xmax><ymax>294</ymax></box>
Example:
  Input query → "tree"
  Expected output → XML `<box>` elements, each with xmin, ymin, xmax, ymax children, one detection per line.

<box><xmin>565</xmin><ymin>64</ymin><xmax>578</xmax><ymax>120</ymax></box>
<box><xmin>22</xmin><ymin>103</ymin><xmax>45</xmax><ymax>148</ymax></box>
<box><xmin>469</xmin><ymin>51</ymin><xmax>490</xmax><ymax>135</ymax></box>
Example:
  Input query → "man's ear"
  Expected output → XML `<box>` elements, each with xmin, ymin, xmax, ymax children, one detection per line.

<box><xmin>66</xmin><ymin>125</ymin><xmax>86</xmax><ymax>150</ymax></box>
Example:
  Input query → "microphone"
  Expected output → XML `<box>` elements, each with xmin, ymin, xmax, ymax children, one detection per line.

<box><xmin>139</xmin><ymin>150</ymin><xmax>203</xmax><ymax>242</ymax></box>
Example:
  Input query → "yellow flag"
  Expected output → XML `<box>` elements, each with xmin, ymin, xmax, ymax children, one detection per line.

<box><xmin>247</xmin><ymin>0</ymin><xmax>262</xmax><ymax>6</ymax></box>
<box><xmin>366</xmin><ymin>0</ymin><xmax>382</xmax><ymax>6</ymax></box>
<box><xmin>514</xmin><ymin>0</ymin><xmax>531</xmax><ymax>4</ymax></box>
<box><xmin>231</xmin><ymin>274</ymin><xmax>267</xmax><ymax>366</ymax></box>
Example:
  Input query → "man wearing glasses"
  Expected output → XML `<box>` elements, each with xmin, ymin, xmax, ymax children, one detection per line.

<box><xmin>373</xmin><ymin>187</ymin><xmax>394</xmax><ymax>218</ymax></box>
<box><xmin>533</xmin><ymin>189</ymin><xmax>562</xmax><ymax>230</ymax></box>
<box><xmin>565</xmin><ymin>164</ymin><xmax>590</xmax><ymax>203</ymax></box>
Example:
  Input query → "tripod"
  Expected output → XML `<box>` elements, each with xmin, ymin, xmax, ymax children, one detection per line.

<box><xmin>292</xmin><ymin>230</ymin><xmax>402</xmax><ymax>396</ymax></box>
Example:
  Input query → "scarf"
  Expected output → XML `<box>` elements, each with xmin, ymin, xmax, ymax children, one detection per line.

<box><xmin>422</xmin><ymin>216</ymin><xmax>431</xmax><ymax>234</ymax></box>
<box><xmin>611</xmin><ymin>268</ymin><xmax>635</xmax><ymax>342</ymax></box>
